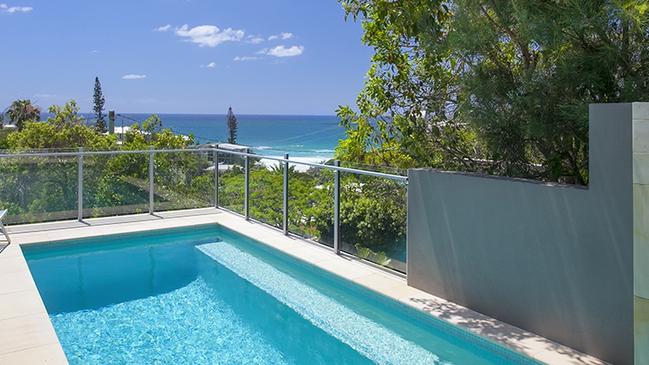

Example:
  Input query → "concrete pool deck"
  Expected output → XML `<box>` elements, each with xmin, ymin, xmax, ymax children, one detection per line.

<box><xmin>0</xmin><ymin>208</ymin><xmax>608</xmax><ymax>365</ymax></box>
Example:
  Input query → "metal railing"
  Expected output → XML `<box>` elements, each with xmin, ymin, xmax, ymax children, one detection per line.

<box><xmin>0</xmin><ymin>147</ymin><xmax>408</xmax><ymax>271</ymax></box>
<box><xmin>209</xmin><ymin>147</ymin><xmax>407</xmax><ymax>257</ymax></box>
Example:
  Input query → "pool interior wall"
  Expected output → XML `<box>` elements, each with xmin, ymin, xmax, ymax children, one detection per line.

<box><xmin>22</xmin><ymin>224</ymin><xmax>540</xmax><ymax>365</ymax></box>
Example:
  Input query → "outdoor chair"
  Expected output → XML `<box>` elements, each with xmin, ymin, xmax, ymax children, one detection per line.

<box><xmin>0</xmin><ymin>209</ymin><xmax>10</xmax><ymax>251</ymax></box>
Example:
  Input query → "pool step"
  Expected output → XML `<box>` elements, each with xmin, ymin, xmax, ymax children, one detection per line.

<box><xmin>197</xmin><ymin>242</ymin><xmax>441</xmax><ymax>365</ymax></box>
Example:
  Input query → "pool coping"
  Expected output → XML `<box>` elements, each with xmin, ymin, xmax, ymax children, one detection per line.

<box><xmin>0</xmin><ymin>208</ymin><xmax>608</xmax><ymax>365</ymax></box>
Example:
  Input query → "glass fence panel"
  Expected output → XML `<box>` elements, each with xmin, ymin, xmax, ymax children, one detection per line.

<box><xmin>154</xmin><ymin>151</ymin><xmax>213</xmax><ymax>212</ymax></box>
<box><xmin>339</xmin><ymin>173</ymin><xmax>407</xmax><ymax>273</ymax></box>
<box><xmin>249</xmin><ymin>157</ymin><xmax>283</xmax><ymax>228</ymax></box>
<box><xmin>0</xmin><ymin>148</ymin><xmax>408</xmax><ymax>274</ymax></box>
<box><xmin>218</xmin><ymin>152</ymin><xmax>245</xmax><ymax>215</ymax></box>
<box><xmin>83</xmin><ymin>152</ymin><xmax>150</xmax><ymax>218</ymax></box>
<box><xmin>0</xmin><ymin>154</ymin><xmax>78</xmax><ymax>224</ymax></box>
<box><xmin>288</xmin><ymin>163</ymin><xmax>334</xmax><ymax>247</ymax></box>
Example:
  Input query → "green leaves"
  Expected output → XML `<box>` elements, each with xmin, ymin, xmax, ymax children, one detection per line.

<box><xmin>93</xmin><ymin>77</ymin><xmax>106</xmax><ymax>133</ymax></box>
<box><xmin>8</xmin><ymin>101</ymin><xmax>116</xmax><ymax>151</ymax></box>
<box><xmin>6</xmin><ymin>99</ymin><xmax>40</xmax><ymax>131</ymax></box>
<box><xmin>338</xmin><ymin>0</ymin><xmax>649</xmax><ymax>184</ymax></box>
<box><xmin>1</xmin><ymin>100</ymin><xmax>204</xmax><ymax>221</ymax></box>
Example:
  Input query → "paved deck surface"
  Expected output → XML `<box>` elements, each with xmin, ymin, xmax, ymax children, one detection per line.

<box><xmin>0</xmin><ymin>208</ymin><xmax>607</xmax><ymax>365</ymax></box>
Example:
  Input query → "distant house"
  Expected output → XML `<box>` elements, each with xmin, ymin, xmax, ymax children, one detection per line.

<box><xmin>110</xmin><ymin>126</ymin><xmax>189</xmax><ymax>145</ymax></box>
<box><xmin>112</xmin><ymin>126</ymin><xmax>135</xmax><ymax>143</ymax></box>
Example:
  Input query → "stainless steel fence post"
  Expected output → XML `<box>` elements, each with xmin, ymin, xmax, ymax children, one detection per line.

<box><xmin>214</xmin><ymin>145</ymin><xmax>219</xmax><ymax>208</ymax></box>
<box><xmin>244</xmin><ymin>148</ymin><xmax>250</xmax><ymax>220</ymax></box>
<box><xmin>333</xmin><ymin>160</ymin><xmax>340</xmax><ymax>254</ymax></box>
<box><xmin>405</xmin><ymin>181</ymin><xmax>408</xmax><ymax>277</ymax></box>
<box><xmin>283</xmin><ymin>153</ymin><xmax>289</xmax><ymax>235</ymax></box>
<box><xmin>77</xmin><ymin>147</ymin><xmax>83</xmax><ymax>221</ymax></box>
<box><xmin>149</xmin><ymin>147</ymin><xmax>154</xmax><ymax>215</ymax></box>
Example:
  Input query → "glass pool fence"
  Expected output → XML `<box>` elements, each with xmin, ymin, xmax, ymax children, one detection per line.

<box><xmin>0</xmin><ymin>147</ymin><xmax>408</xmax><ymax>273</ymax></box>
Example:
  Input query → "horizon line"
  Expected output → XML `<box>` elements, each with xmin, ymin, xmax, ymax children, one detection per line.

<box><xmin>62</xmin><ymin>112</ymin><xmax>340</xmax><ymax>118</ymax></box>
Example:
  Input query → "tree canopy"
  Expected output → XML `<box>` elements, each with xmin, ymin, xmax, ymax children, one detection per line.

<box><xmin>0</xmin><ymin>99</ymin><xmax>407</xmax><ymax>272</ymax></box>
<box><xmin>5</xmin><ymin>100</ymin><xmax>191</xmax><ymax>151</ymax></box>
<box><xmin>338</xmin><ymin>0</ymin><xmax>649</xmax><ymax>184</ymax></box>
<box><xmin>8</xmin><ymin>101</ymin><xmax>113</xmax><ymax>151</ymax></box>
<box><xmin>93</xmin><ymin>77</ymin><xmax>106</xmax><ymax>133</ymax></box>
<box><xmin>6</xmin><ymin>99</ymin><xmax>40</xmax><ymax>131</ymax></box>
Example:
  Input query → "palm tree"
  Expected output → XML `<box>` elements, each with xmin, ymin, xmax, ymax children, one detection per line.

<box><xmin>7</xmin><ymin>99</ymin><xmax>40</xmax><ymax>130</ymax></box>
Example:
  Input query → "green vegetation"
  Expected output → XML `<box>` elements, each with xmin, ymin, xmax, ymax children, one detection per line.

<box><xmin>93</xmin><ymin>77</ymin><xmax>107</xmax><ymax>133</ymax></box>
<box><xmin>0</xmin><ymin>1</ymin><xmax>646</xmax><ymax>273</ymax></box>
<box><xmin>338</xmin><ymin>0</ymin><xmax>649</xmax><ymax>184</ymax></box>
<box><xmin>2</xmin><ymin>1</ymin><xmax>642</xmax><ymax>271</ymax></box>
<box><xmin>0</xmin><ymin>99</ymin><xmax>407</xmax><ymax>271</ymax></box>
<box><xmin>219</xmin><ymin>164</ymin><xmax>407</xmax><ymax>271</ymax></box>
<box><xmin>2</xmin><ymin>1</ymin><xmax>642</xmax><ymax>272</ymax></box>
<box><xmin>0</xmin><ymin>100</ymin><xmax>208</xmax><ymax>222</ymax></box>
<box><xmin>6</xmin><ymin>99</ymin><xmax>40</xmax><ymax>131</ymax></box>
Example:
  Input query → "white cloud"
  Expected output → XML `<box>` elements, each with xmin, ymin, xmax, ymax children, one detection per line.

<box><xmin>122</xmin><ymin>74</ymin><xmax>147</xmax><ymax>80</ymax></box>
<box><xmin>7</xmin><ymin>6</ymin><xmax>31</xmax><ymax>13</ymax></box>
<box><xmin>262</xmin><ymin>45</ymin><xmax>304</xmax><ymax>58</ymax></box>
<box><xmin>154</xmin><ymin>24</ymin><xmax>171</xmax><ymax>32</ymax></box>
<box><xmin>33</xmin><ymin>93</ymin><xmax>56</xmax><ymax>99</ymax></box>
<box><xmin>247</xmin><ymin>35</ymin><xmax>264</xmax><ymax>44</ymax></box>
<box><xmin>233</xmin><ymin>56</ymin><xmax>260</xmax><ymax>62</ymax></box>
<box><xmin>268</xmin><ymin>32</ymin><xmax>293</xmax><ymax>41</ymax></box>
<box><xmin>201</xmin><ymin>62</ymin><xmax>216</xmax><ymax>68</ymax></box>
<box><xmin>0</xmin><ymin>4</ymin><xmax>32</xmax><ymax>13</ymax></box>
<box><xmin>175</xmin><ymin>24</ymin><xmax>244</xmax><ymax>47</ymax></box>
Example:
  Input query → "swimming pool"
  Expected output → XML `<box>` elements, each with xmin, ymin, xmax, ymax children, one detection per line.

<box><xmin>22</xmin><ymin>224</ymin><xmax>539</xmax><ymax>364</ymax></box>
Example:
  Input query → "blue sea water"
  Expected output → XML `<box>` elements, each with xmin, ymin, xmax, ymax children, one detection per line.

<box><xmin>23</xmin><ymin>225</ymin><xmax>538</xmax><ymax>365</ymax></box>
<box><xmin>107</xmin><ymin>113</ymin><xmax>345</xmax><ymax>159</ymax></box>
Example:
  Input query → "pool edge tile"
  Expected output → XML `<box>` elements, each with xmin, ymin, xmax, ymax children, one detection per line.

<box><xmin>0</xmin><ymin>290</ymin><xmax>48</xmax><ymax>321</ymax></box>
<box><xmin>0</xmin><ymin>313</ymin><xmax>61</xmax><ymax>356</ymax></box>
<box><xmin>0</xmin><ymin>343</ymin><xmax>67</xmax><ymax>365</ymax></box>
<box><xmin>6</xmin><ymin>208</ymin><xmax>609</xmax><ymax>365</ymax></box>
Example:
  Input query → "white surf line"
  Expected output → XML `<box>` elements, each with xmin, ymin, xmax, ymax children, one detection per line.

<box><xmin>197</xmin><ymin>242</ymin><xmax>446</xmax><ymax>365</ymax></box>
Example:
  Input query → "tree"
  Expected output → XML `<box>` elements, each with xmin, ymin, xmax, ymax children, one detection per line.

<box><xmin>2</xmin><ymin>100</ymin><xmax>116</xmax><ymax>222</ymax></box>
<box><xmin>7</xmin><ymin>99</ymin><xmax>40</xmax><ymax>131</ymax></box>
<box><xmin>140</xmin><ymin>114</ymin><xmax>163</xmax><ymax>142</ymax></box>
<box><xmin>93</xmin><ymin>77</ymin><xmax>106</xmax><ymax>133</ymax></box>
<box><xmin>226</xmin><ymin>106</ymin><xmax>238</xmax><ymax>144</ymax></box>
<box><xmin>8</xmin><ymin>100</ymin><xmax>114</xmax><ymax>150</ymax></box>
<box><xmin>338</xmin><ymin>0</ymin><xmax>649</xmax><ymax>184</ymax></box>
<box><xmin>141</xmin><ymin>114</ymin><xmax>162</xmax><ymax>134</ymax></box>
<box><xmin>1</xmin><ymin>99</ymin><xmax>203</xmax><ymax>223</ymax></box>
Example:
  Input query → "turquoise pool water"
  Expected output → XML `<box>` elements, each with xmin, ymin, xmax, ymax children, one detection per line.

<box><xmin>23</xmin><ymin>225</ymin><xmax>538</xmax><ymax>365</ymax></box>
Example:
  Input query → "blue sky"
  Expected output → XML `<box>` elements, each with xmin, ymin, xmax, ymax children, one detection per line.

<box><xmin>0</xmin><ymin>0</ymin><xmax>371</xmax><ymax>114</ymax></box>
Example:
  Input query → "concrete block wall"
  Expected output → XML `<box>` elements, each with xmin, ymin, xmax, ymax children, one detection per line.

<box><xmin>408</xmin><ymin>103</ymin><xmax>649</xmax><ymax>364</ymax></box>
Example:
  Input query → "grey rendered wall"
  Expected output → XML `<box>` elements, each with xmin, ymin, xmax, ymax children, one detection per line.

<box><xmin>407</xmin><ymin>103</ymin><xmax>638</xmax><ymax>365</ymax></box>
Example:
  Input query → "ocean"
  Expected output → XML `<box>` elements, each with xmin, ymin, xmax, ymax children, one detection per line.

<box><xmin>110</xmin><ymin>114</ymin><xmax>346</xmax><ymax>163</ymax></box>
